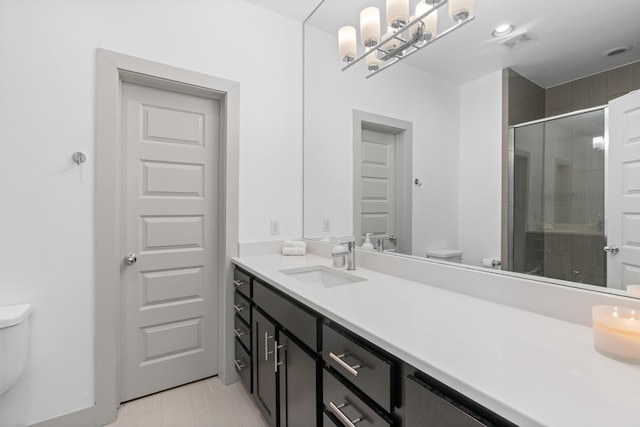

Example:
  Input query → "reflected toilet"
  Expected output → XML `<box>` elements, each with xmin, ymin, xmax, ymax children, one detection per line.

<box><xmin>426</xmin><ymin>249</ymin><xmax>463</xmax><ymax>263</ymax></box>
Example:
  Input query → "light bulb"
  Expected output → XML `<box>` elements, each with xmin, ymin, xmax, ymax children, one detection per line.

<box><xmin>449</xmin><ymin>0</ymin><xmax>474</xmax><ymax>22</ymax></box>
<box><xmin>360</xmin><ymin>7</ymin><xmax>381</xmax><ymax>47</ymax></box>
<box><xmin>386</xmin><ymin>0</ymin><xmax>409</xmax><ymax>29</ymax></box>
<box><xmin>415</xmin><ymin>2</ymin><xmax>438</xmax><ymax>41</ymax></box>
<box><xmin>364</xmin><ymin>48</ymin><xmax>381</xmax><ymax>72</ymax></box>
<box><xmin>338</xmin><ymin>26</ymin><xmax>357</xmax><ymax>62</ymax></box>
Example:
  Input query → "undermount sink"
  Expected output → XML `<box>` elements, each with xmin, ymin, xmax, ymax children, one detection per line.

<box><xmin>279</xmin><ymin>265</ymin><xmax>366</xmax><ymax>288</ymax></box>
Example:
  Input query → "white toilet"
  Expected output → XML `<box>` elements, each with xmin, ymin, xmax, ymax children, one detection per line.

<box><xmin>0</xmin><ymin>304</ymin><xmax>32</xmax><ymax>395</ymax></box>
<box><xmin>426</xmin><ymin>249</ymin><xmax>463</xmax><ymax>263</ymax></box>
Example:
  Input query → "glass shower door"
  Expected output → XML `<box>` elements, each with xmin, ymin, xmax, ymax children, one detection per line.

<box><xmin>511</xmin><ymin>108</ymin><xmax>606</xmax><ymax>286</ymax></box>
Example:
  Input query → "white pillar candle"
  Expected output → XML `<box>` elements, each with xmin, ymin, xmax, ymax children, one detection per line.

<box><xmin>592</xmin><ymin>305</ymin><xmax>640</xmax><ymax>364</ymax></box>
<box><xmin>386</xmin><ymin>0</ymin><xmax>409</xmax><ymax>28</ymax></box>
<box><xmin>415</xmin><ymin>2</ymin><xmax>438</xmax><ymax>40</ymax></box>
<box><xmin>338</xmin><ymin>26</ymin><xmax>357</xmax><ymax>62</ymax></box>
<box><xmin>360</xmin><ymin>7</ymin><xmax>381</xmax><ymax>47</ymax></box>
<box><xmin>627</xmin><ymin>285</ymin><xmax>640</xmax><ymax>297</ymax></box>
<box><xmin>449</xmin><ymin>0</ymin><xmax>474</xmax><ymax>22</ymax></box>
<box><xmin>364</xmin><ymin>48</ymin><xmax>381</xmax><ymax>72</ymax></box>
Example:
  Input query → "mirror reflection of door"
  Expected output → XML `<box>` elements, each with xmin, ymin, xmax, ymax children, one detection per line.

<box><xmin>606</xmin><ymin>90</ymin><xmax>640</xmax><ymax>290</ymax></box>
<box><xmin>359</xmin><ymin>128</ymin><xmax>397</xmax><ymax>251</ymax></box>
<box><xmin>353</xmin><ymin>111</ymin><xmax>412</xmax><ymax>255</ymax></box>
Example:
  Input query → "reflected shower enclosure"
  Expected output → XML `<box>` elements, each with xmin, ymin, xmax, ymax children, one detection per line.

<box><xmin>509</xmin><ymin>108</ymin><xmax>606</xmax><ymax>286</ymax></box>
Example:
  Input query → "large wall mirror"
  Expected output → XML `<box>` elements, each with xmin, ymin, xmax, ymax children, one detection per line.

<box><xmin>303</xmin><ymin>0</ymin><xmax>640</xmax><ymax>297</ymax></box>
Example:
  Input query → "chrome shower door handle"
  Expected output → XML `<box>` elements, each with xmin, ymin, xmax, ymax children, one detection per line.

<box><xmin>604</xmin><ymin>245</ymin><xmax>619</xmax><ymax>254</ymax></box>
<box><xmin>123</xmin><ymin>253</ymin><xmax>137</xmax><ymax>265</ymax></box>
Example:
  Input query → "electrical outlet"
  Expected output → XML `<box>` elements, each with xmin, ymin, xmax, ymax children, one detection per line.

<box><xmin>270</xmin><ymin>220</ymin><xmax>280</xmax><ymax>235</ymax></box>
<box><xmin>322</xmin><ymin>219</ymin><xmax>331</xmax><ymax>232</ymax></box>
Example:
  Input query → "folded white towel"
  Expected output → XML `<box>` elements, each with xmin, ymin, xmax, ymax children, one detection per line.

<box><xmin>283</xmin><ymin>240</ymin><xmax>306</xmax><ymax>248</ymax></box>
<box><xmin>282</xmin><ymin>247</ymin><xmax>306</xmax><ymax>256</ymax></box>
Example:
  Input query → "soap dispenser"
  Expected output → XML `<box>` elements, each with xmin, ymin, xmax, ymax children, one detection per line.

<box><xmin>362</xmin><ymin>233</ymin><xmax>374</xmax><ymax>250</ymax></box>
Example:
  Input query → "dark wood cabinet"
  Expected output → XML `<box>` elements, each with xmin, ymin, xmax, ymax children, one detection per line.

<box><xmin>278</xmin><ymin>330</ymin><xmax>320</xmax><ymax>426</ymax></box>
<box><xmin>241</xmin><ymin>273</ymin><xmax>321</xmax><ymax>427</ymax></box>
<box><xmin>233</xmin><ymin>265</ymin><xmax>515</xmax><ymax>427</ymax></box>
<box><xmin>404</xmin><ymin>373</ymin><xmax>517</xmax><ymax>427</ymax></box>
<box><xmin>253</xmin><ymin>308</ymin><xmax>279</xmax><ymax>427</ymax></box>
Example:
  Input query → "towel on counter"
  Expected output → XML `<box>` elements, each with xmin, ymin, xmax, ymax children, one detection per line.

<box><xmin>283</xmin><ymin>240</ymin><xmax>307</xmax><ymax>248</ymax></box>
<box><xmin>282</xmin><ymin>247</ymin><xmax>306</xmax><ymax>256</ymax></box>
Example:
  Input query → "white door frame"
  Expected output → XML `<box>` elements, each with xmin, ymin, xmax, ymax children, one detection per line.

<box><xmin>353</xmin><ymin>110</ymin><xmax>412</xmax><ymax>254</ymax></box>
<box><xmin>94</xmin><ymin>49</ymin><xmax>240</xmax><ymax>426</ymax></box>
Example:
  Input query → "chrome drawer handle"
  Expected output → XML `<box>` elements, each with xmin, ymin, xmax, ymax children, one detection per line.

<box><xmin>264</xmin><ymin>332</ymin><xmax>274</xmax><ymax>361</ymax></box>
<box><xmin>233</xmin><ymin>279</ymin><xmax>247</xmax><ymax>288</ymax></box>
<box><xmin>234</xmin><ymin>328</ymin><xmax>246</xmax><ymax>338</ymax></box>
<box><xmin>233</xmin><ymin>304</ymin><xmax>246</xmax><ymax>313</ymax></box>
<box><xmin>234</xmin><ymin>359</ymin><xmax>247</xmax><ymax>370</ymax></box>
<box><xmin>329</xmin><ymin>352</ymin><xmax>362</xmax><ymax>377</ymax></box>
<box><xmin>274</xmin><ymin>340</ymin><xmax>285</xmax><ymax>373</ymax></box>
<box><xmin>329</xmin><ymin>401</ymin><xmax>364</xmax><ymax>427</ymax></box>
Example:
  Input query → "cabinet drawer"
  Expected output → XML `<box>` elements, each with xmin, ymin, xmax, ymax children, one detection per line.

<box><xmin>234</xmin><ymin>314</ymin><xmax>251</xmax><ymax>352</ymax></box>
<box><xmin>234</xmin><ymin>268</ymin><xmax>252</xmax><ymax>299</ymax></box>
<box><xmin>253</xmin><ymin>279</ymin><xmax>321</xmax><ymax>351</ymax></box>
<box><xmin>405</xmin><ymin>374</ymin><xmax>487</xmax><ymax>427</ymax></box>
<box><xmin>323</xmin><ymin>323</ymin><xmax>395</xmax><ymax>413</ymax></box>
<box><xmin>233</xmin><ymin>291</ymin><xmax>251</xmax><ymax>325</ymax></box>
<box><xmin>234</xmin><ymin>338</ymin><xmax>251</xmax><ymax>393</ymax></box>
<box><xmin>323</xmin><ymin>369</ymin><xmax>393</xmax><ymax>427</ymax></box>
<box><xmin>405</xmin><ymin>373</ymin><xmax>516</xmax><ymax>427</ymax></box>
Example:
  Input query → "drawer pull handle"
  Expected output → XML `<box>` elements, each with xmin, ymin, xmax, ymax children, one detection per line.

<box><xmin>233</xmin><ymin>304</ymin><xmax>246</xmax><ymax>313</ymax></box>
<box><xmin>265</xmin><ymin>332</ymin><xmax>274</xmax><ymax>361</ymax></box>
<box><xmin>329</xmin><ymin>352</ymin><xmax>362</xmax><ymax>377</ymax></box>
<box><xmin>329</xmin><ymin>401</ymin><xmax>365</xmax><ymax>427</ymax></box>
<box><xmin>234</xmin><ymin>328</ymin><xmax>246</xmax><ymax>338</ymax></box>
<box><xmin>233</xmin><ymin>279</ymin><xmax>247</xmax><ymax>288</ymax></box>
<box><xmin>234</xmin><ymin>359</ymin><xmax>247</xmax><ymax>370</ymax></box>
<box><xmin>274</xmin><ymin>340</ymin><xmax>285</xmax><ymax>372</ymax></box>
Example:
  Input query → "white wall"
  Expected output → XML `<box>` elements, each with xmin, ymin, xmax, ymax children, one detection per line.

<box><xmin>458</xmin><ymin>71</ymin><xmax>503</xmax><ymax>266</ymax></box>
<box><xmin>304</xmin><ymin>27</ymin><xmax>461</xmax><ymax>254</ymax></box>
<box><xmin>0</xmin><ymin>0</ymin><xmax>302</xmax><ymax>424</ymax></box>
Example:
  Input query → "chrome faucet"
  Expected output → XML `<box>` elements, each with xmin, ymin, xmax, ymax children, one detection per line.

<box><xmin>376</xmin><ymin>235</ymin><xmax>397</xmax><ymax>252</ymax></box>
<box><xmin>331</xmin><ymin>239</ymin><xmax>356</xmax><ymax>270</ymax></box>
<box><xmin>346</xmin><ymin>240</ymin><xmax>356</xmax><ymax>270</ymax></box>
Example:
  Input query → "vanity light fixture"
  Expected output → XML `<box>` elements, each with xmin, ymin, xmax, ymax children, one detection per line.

<box><xmin>492</xmin><ymin>24</ymin><xmax>513</xmax><ymax>37</ymax></box>
<box><xmin>338</xmin><ymin>0</ymin><xmax>475</xmax><ymax>78</ymax></box>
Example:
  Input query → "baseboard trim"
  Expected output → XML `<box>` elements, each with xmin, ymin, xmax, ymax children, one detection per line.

<box><xmin>29</xmin><ymin>406</ymin><xmax>98</xmax><ymax>427</ymax></box>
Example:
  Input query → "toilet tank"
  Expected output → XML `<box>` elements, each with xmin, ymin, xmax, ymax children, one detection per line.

<box><xmin>426</xmin><ymin>249</ymin><xmax>463</xmax><ymax>263</ymax></box>
<box><xmin>0</xmin><ymin>304</ymin><xmax>32</xmax><ymax>395</ymax></box>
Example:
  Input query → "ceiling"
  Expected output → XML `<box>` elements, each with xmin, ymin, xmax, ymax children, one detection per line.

<box><xmin>244</xmin><ymin>0</ymin><xmax>640</xmax><ymax>87</ymax></box>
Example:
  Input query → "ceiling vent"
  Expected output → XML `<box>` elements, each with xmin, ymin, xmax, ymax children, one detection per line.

<box><xmin>500</xmin><ymin>32</ymin><xmax>537</xmax><ymax>51</ymax></box>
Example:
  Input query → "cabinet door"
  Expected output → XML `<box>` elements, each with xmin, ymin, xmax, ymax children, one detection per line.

<box><xmin>278</xmin><ymin>331</ymin><xmax>319</xmax><ymax>427</ymax></box>
<box><xmin>253</xmin><ymin>308</ymin><xmax>278</xmax><ymax>427</ymax></box>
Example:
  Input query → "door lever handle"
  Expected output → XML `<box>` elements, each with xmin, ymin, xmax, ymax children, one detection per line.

<box><xmin>604</xmin><ymin>245</ymin><xmax>619</xmax><ymax>254</ymax></box>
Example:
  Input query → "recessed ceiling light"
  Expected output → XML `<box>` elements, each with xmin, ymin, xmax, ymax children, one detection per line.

<box><xmin>492</xmin><ymin>24</ymin><xmax>513</xmax><ymax>37</ymax></box>
<box><xmin>603</xmin><ymin>46</ymin><xmax>633</xmax><ymax>57</ymax></box>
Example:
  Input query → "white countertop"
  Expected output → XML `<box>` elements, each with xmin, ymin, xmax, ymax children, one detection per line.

<box><xmin>232</xmin><ymin>254</ymin><xmax>640</xmax><ymax>427</ymax></box>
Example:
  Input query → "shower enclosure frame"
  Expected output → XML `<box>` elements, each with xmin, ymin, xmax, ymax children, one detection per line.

<box><xmin>507</xmin><ymin>105</ymin><xmax>609</xmax><ymax>283</ymax></box>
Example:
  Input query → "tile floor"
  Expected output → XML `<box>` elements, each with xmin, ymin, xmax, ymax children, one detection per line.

<box><xmin>105</xmin><ymin>377</ymin><xmax>268</xmax><ymax>427</ymax></box>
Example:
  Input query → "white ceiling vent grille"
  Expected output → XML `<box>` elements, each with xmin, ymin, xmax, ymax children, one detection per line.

<box><xmin>500</xmin><ymin>33</ymin><xmax>537</xmax><ymax>51</ymax></box>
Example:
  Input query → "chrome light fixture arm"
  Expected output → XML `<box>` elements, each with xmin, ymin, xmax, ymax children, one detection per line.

<box><xmin>339</xmin><ymin>0</ymin><xmax>475</xmax><ymax>79</ymax></box>
<box><xmin>367</xmin><ymin>15</ymin><xmax>474</xmax><ymax>79</ymax></box>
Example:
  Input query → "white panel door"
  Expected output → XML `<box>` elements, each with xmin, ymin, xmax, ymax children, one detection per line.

<box><xmin>120</xmin><ymin>82</ymin><xmax>220</xmax><ymax>401</ymax></box>
<box><xmin>606</xmin><ymin>90</ymin><xmax>640</xmax><ymax>290</ymax></box>
<box><xmin>359</xmin><ymin>128</ymin><xmax>396</xmax><ymax>247</ymax></box>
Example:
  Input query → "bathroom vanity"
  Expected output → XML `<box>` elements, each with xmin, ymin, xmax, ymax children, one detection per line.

<box><xmin>232</xmin><ymin>253</ymin><xmax>640</xmax><ymax>427</ymax></box>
